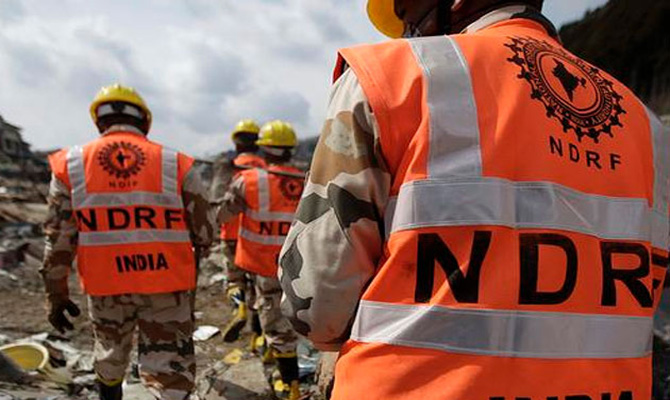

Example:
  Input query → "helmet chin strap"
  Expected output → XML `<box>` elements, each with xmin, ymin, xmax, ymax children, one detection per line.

<box><xmin>402</xmin><ymin>0</ymin><xmax>455</xmax><ymax>38</ymax></box>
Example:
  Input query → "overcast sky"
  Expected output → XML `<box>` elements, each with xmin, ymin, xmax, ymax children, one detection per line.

<box><xmin>0</xmin><ymin>0</ymin><xmax>609</xmax><ymax>157</ymax></box>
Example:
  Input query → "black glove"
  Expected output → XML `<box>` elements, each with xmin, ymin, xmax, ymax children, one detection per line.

<box><xmin>48</xmin><ymin>299</ymin><xmax>81</xmax><ymax>333</ymax></box>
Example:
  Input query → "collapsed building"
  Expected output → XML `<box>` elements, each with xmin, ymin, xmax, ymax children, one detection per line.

<box><xmin>0</xmin><ymin>114</ymin><xmax>50</xmax><ymax>202</ymax></box>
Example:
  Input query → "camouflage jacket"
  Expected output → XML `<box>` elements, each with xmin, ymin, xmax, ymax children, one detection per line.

<box><xmin>215</xmin><ymin>173</ymin><xmax>248</xmax><ymax>225</ymax></box>
<box><xmin>41</xmin><ymin>126</ymin><xmax>215</xmax><ymax>300</ymax></box>
<box><xmin>278</xmin><ymin>69</ymin><xmax>391</xmax><ymax>351</ymax></box>
<box><xmin>278</xmin><ymin>6</ymin><xmax>557</xmax><ymax>351</ymax></box>
<box><xmin>215</xmin><ymin>162</ymin><xmax>302</xmax><ymax>225</ymax></box>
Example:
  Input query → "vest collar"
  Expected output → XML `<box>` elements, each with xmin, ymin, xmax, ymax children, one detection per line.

<box><xmin>102</xmin><ymin>125</ymin><xmax>146</xmax><ymax>137</ymax></box>
<box><xmin>462</xmin><ymin>5</ymin><xmax>560</xmax><ymax>41</ymax></box>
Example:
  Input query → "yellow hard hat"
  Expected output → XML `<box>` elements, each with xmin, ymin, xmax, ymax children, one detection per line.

<box><xmin>256</xmin><ymin>120</ymin><xmax>298</xmax><ymax>148</ymax></box>
<box><xmin>89</xmin><ymin>84</ymin><xmax>152</xmax><ymax>130</ymax></box>
<box><xmin>367</xmin><ymin>0</ymin><xmax>404</xmax><ymax>39</ymax></box>
<box><xmin>231</xmin><ymin>119</ymin><xmax>261</xmax><ymax>142</ymax></box>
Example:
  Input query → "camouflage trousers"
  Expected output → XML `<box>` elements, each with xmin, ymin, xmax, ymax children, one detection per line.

<box><xmin>88</xmin><ymin>292</ymin><xmax>195</xmax><ymax>400</ymax></box>
<box><xmin>253</xmin><ymin>275</ymin><xmax>298</xmax><ymax>355</ymax></box>
<box><xmin>223</xmin><ymin>241</ymin><xmax>296</xmax><ymax>354</ymax></box>
<box><xmin>223</xmin><ymin>240</ymin><xmax>256</xmax><ymax>307</ymax></box>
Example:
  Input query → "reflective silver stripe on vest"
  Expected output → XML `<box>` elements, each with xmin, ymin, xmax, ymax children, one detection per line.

<box><xmin>247</xmin><ymin>209</ymin><xmax>295</xmax><ymax>222</ymax></box>
<box><xmin>647</xmin><ymin>107</ymin><xmax>670</xmax><ymax>247</ymax></box>
<box><xmin>79</xmin><ymin>229</ymin><xmax>190</xmax><ymax>246</ymax></box>
<box><xmin>66</xmin><ymin>146</ymin><xmax>86</xmax><ymax>207</ymax></box>
<box><xmin>74</xmin><ymin>192</ymin><xmax>182</xmax><ymax>208</ymax></box>
<box><xmin>257</xmin><ymin>169</ymin><xmax>271</xmax><ymax>212</ymax></box>
<box><xmin>161</xmin><ymin>148</ymin><xmax>179</xmax><ymax>195</ymax></box>
<box><xmin>389</xmin><ymin>177</ymin><xmax>668</xmax><ymax>248</ymax></box>
<box><xmin>239</xmin><ymin>228</ymin><xmax>286</xmax><ymax>246</ymax></box>
<box><xmin>409</xmin><ymin>36</ymin><xmax>482</xmax><ymax>178</ymax></box>
<box><xmin>351</xmin><ymin>301</ymin><xmax>653</xmax><ymax>359</ymax></box>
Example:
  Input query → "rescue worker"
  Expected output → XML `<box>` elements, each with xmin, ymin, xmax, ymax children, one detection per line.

<box><xmin>217</xmin><ymin>120</ymin><xmax>304</xmax><ymax>400</ymax></box>
<box><xmin>219</xmin><ymin>119</ymin><xmax>266</xmax><ymax>343</ymax></box>
<box><xmin>42</xmin><ymin>84</ymin><xmax>214</xmax><ymax>400</ymax></box>
<box><xmin>279</xmin><ymin>1</ymin><xmax>670</xmax><ymax>399</ymax></box>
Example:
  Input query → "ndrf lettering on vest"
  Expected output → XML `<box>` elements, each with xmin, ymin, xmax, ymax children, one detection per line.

<box><xmin>549</xmin><ymin>136</ymin><xmax>623</xmax><ymax>171</ymax></box>
<box><xmin>75</xmin><ymin>207</ymin><xmax>183</xmax><ymax>231</ymax></box>
<box><xmin>415</xmin><ymin>232</ymin><xmax>665</xmax><ymax>307</ymax></box>
<box><xmin>259</xmin><ymin>221</ymin><xmax>292</xmax><ymax>236</ymax></box>
<box><xmin>490</xmin><ymin>391</ymin><xmax>633</xmax><ymax>400</ymax></box>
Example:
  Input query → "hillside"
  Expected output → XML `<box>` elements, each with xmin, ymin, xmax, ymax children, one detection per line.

<box><xmin>560</xmin><ymin>0</ymin><xmax>670</xmax><ymax>114</ymax></box>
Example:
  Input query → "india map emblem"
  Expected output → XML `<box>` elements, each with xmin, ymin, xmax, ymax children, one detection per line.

<box><xmin>505</xmin><ymin>36</ymin><xmax>626</xmax><ymax>143</ymax></box>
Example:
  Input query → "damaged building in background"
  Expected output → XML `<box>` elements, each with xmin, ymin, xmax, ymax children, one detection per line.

<box><xmin>0</xmin><ymin>114</ymin><xmax>50</xmax><ymax>201</ymax></box>
<box><xmin>0</xmin><ymin>113</ymin><xmax>49</xmax><ymax>272</ymax></box>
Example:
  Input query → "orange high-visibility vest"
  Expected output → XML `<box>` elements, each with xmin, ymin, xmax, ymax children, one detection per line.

<box><xmin>220</xmin><ymin>153</ymin><xmax>267</xmax><ymax>241</ymax></box>
<box><xmin>49</xmin><ymin>131</ymin><xmax>197</xmax><ymax>296</ymax></box>
<box><xmin>235</xmin><ymin>165</ymin><xmax>303</xmax><ymax>277</ymax></box>
<box><xmin>332</xmin><ymin>18</ymin><xmax>669</xmax><ymax>400</ymax></box>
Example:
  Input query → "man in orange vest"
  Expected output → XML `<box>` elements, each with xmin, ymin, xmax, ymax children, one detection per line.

<box><xmin>217</xmin><ymin>120</ymin><xmax>304</xmax><ymax>400</ymax></box>
<box><xmin>219</xmin><ymin>119</ymin><xmax>266</xmax><ymax>343</ymax></box>
<box><xmin>41</xmin><ymin>84</ymin><xmax>214</xmax><ymax>400</ymax></box>
<box><xmin>279</xmin><ymin>1</ymin><xmax>669</xmax><ymax>399</ymax></box>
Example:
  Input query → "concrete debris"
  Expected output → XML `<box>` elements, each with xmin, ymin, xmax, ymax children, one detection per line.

<box><xmin>194</xmin><ymin>326</ymin><xmax>221</xmax><ymax>342</ymax></box>
<box><xmin>209</xmin><ymin>272</ymin><xmax>227</xmax><ymax>286</ymax></box>
<box><xmin>196</xmin><ymin>358</ymin><xmax>269</xmax><ymax>400</ymax></box>
<box><xmin>122</xmin><ymin>382</ymin><xmax>155</xmax><ymax>400</ymax></box>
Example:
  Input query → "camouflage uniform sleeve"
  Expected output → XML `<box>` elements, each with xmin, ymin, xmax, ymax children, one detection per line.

<box><xmin>279</xmin><ymin>68</ymin><xmax>391</xmax><ymax>351</ymax></box>
<box><xmin>41</xmin><ymin>174</ymin><xmax>77</xmax><ymax>300</ymax></box>
<box><xmin>215</xmin><ymin>175</ymin><xmax>247</xmax><ymax>225</ymax></box>
<box><xmin>182</xmin><ymin>168</ymin><xmax>215</xmax><ymax>250</ymax></box>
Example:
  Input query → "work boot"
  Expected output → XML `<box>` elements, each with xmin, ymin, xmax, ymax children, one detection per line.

<box><xmin>261</xmin><ymin>341</ymin><xmax>274</xmax><ymax>364</ymax></box>
<box><xmin>248</xmin><ymin>311</ymin><xmax>264</xmax><ymax>352</ymax></box>
<box><xmin>287</xmin><ymin>380</ymin><xmax>301</xmax><ymax>400</ymax></box>
<box><xmin>97</xmin><ymin>379</ymin><xmax>122</xmax><ymax>400</ymax></box>
<box><xmin>275</xmin><ymin>352</ymin><xmax>300</xmax><ymax>399</ymax></box>
<box><xmin>222</xmin><ymin>285</ymin><xmax>248</xmax><ymax>342</ymax></box>
<box><xmin>251</xmin><ymin>310</ymin><xmax>262</xmax><ymax>336</ymax></box>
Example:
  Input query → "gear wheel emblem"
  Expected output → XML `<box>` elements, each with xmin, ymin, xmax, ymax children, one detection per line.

<box><xmin>97</xmin><ymin>142</ymin><xmax>146</xmax><ymax>179</ymax></box>
<box><xmin>505</xmin><ymin>36</ymin><xmax>626</xmax><ymax>143</ymax></box>
<box><xmin>279</xmin><ymin>177</ymin><xmax>304</xmax><ymax>202</ymax></box>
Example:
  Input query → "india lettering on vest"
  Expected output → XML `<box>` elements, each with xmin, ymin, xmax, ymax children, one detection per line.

<box><xmin>115</xmin><ymin>252</ymin><xmax>169</xmax><ymax>273</ymax></box>
<box><xmin>490</xmin><ymin>391</ymin><xmax>633</xmax><ymax>400</ymax></box>
<box><xmin>549</xmin><ymin>135</ymin><xmax>622</xmax><ymax>171</ymax></box>
<box><xmin>76</xmin><ymin>207</ymin><xmax>183</xmax><ymax>231</ymax></box>
<box><xmin>415</xmin><ymin>232</ymin><xmax>663</xmax><ymax>307</ymax></box>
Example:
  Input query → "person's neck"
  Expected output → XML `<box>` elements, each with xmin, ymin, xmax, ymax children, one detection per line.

<box><xmin>102</xmin><ymin>124</ymin><xmax>145</xmax><ymax>137</ymax></box>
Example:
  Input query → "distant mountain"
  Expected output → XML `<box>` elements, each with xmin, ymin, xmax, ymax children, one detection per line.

<box><xmin>560</xmin><ymin>0</ymin><xmax>670</xmax><ymax>114</ymax></box>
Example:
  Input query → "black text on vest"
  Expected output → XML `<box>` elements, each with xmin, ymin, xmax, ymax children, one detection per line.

<box><xmin>489</xmin><ymin>391</ymin><xmax>633</xmax><ymax>400</ymax></box>
<box><xmin>549</xmin><ymin>135</ymin><xmax>623</xmax><ymax>171</ymax></box>
<box><xmin>76</xmin><ymin>207</ymin><xmax>183</xmax><ymax>231</ymax></box>
<box><xmin>415</xmin><ymin>232</ymin><xmax>654</xmax><ymax>307</ymax></box>
<box><xmin>115</xmin><ymin>253</ymin><xmax>169</xmax><ymax>273</ymax></box>
<box><xmin>258</xmin><ymin>221</ymin><xmax>292</xmax><ymax>237</ymax></box>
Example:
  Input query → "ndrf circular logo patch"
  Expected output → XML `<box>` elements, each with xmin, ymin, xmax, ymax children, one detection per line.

<box><xmin>97</xmin><ymin>142</ymin><xmax>146</xmax><ymax>179</ymax></box>
<box><xmin>279</xmin><ymin>177</ymin><xmax>304</xmax><ymax>202</ymax></box>
<box><xmin>505</xmin><ymin>36</ymin><xmax>626</xmax><ymax>143</ymax></box>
